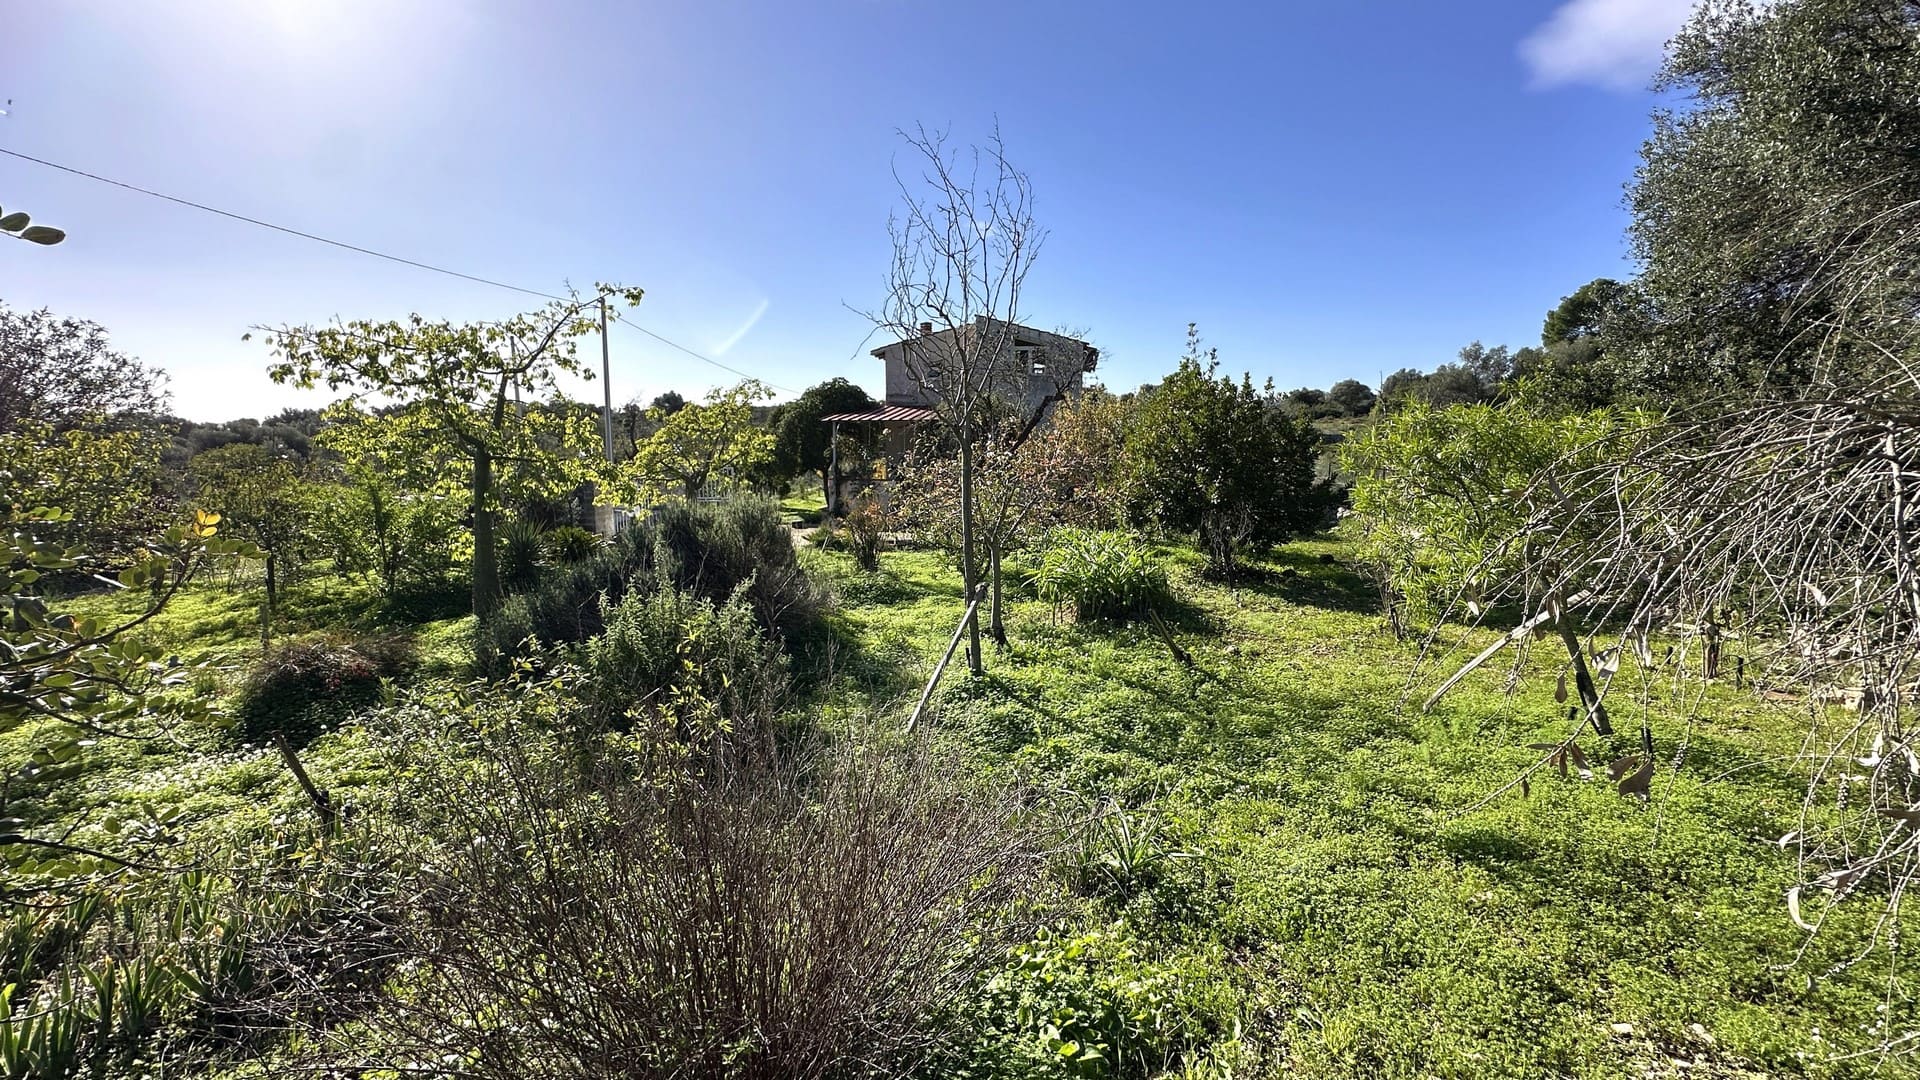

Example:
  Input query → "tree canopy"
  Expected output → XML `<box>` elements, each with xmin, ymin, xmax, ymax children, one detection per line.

<box><xmin>1126</xmin><ymin>326</ymin><xmax>1332</xmax><ymax>577</ymax></box>
<box><xmin>627</xmin><ymin>381</ymin><xmax>776</xmax><ymax>502</ymax></box>
<box><xmin>0</xmin><ymin>302</ymin><xmax>168</xmax><ymax>435</ymax></box>
<box><xmin>1616</xmin><ymin>0</ymin><xmax>1920</xmax><ymax>401</ymax></box>
<box><xmin>261</xmin><ymin>288</ymin><xmax>640</xmax><ymax>619</ymax></box>
<box><xmin>772</xmin><ymin>378</ymin><xmax>876</xmax><ymax>503</ymax></box>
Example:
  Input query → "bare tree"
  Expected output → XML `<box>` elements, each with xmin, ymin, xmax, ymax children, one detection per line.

<box><xmin>865</xmin><ymin>125</ymin><xmax>1090</xmax><ymax>672</ymax></box>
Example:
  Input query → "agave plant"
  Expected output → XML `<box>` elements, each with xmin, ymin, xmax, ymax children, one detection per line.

<box><xmin>0</xmin><ymin>203</ymin><xmax>64</xmax><ymax>245</ymax></box>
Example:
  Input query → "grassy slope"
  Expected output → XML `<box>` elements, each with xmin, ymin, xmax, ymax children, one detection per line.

<box><xmin>812</xmin><ymin>536</ymin><xmax>1914</xmax><ymax>1079</ymax></box>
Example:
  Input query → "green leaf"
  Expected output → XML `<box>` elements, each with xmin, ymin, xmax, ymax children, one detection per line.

<box><xmin>0</xmin><ymin>212</ymin><xmax>27</xmax><ymax>232</ymax></box>
<box><xmin>19</xmin><ymin>226</ymin><xmax>65</xmax><ymax>245</ymax></box>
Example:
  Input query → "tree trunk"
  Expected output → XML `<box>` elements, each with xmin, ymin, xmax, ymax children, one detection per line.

<box><xmin>472</xmin><ymin>449</ymin><xmax>499</xmax><ymax>622</ymax></box>
<box><xmin>261</xmin><ymin>551</ymin><xmax>278</xmax><ymax>652</ymax></box>
<box><xmin>958</xmin><ymin>416</ymin><xmax>983</xmax><ymax>675</ymax></box>
<box><xmin>1557</xmin><ymin>620</ymin><xmax>1613</xmax><ymax>736</ymax></box>
<box><xmin>988</xmin><ymin>540</ymin><xmax>1007</xmax><ymax>646</ymax></box>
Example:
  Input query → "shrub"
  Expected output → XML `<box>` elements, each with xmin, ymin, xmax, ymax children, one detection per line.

<box><xmin>542</xmin><ymin>523</ymin><xmax>599</xmax><ymax>564</ymax></box>
<box><xmin>497</xmin><ymin>518</ymin><xmax>545</xmax><ymax>593</ymax></box>
<box><xmin>809</xmin><ymin>517</ymin><xmax>844</xmax><ymax>552</ymax></box>
<box><xmin>651</xmin><ymin>496</ymin><xmax>825</xmax><ymax>638</ymax></box>
<box><xmin>353</xmin><ymin>706</ymin><xmax>1044</xmax><ymax>1080</ymax></box>
<box><xmin>583</xmin><ymin>585</ymin><xmax>788</xmax><ymax>729</ymax></box>
<box><xmin>475</xmin><ymin>522</ymin><xmax>656</xmax><ymax>674</ymax></box>
<box><xmin>476</xmin><ymin>497</ymin><xmax>825</xmax><ymax>674</ymax></box>
<box><xmin>234</xmin><ymin>632</ymin><xmax>414</xmax><ymax>747</ymax></box>
<box><xmin>1029</xmin><ymin>529</ymin><xmax>1172</xmax><ymax>624</ymax></box>
<box><xmin>839</xmin><ymin>492</ymin><xmax>890</xmax><ymax>571</ymax></box>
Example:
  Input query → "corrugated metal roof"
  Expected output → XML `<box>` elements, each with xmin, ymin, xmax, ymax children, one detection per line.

<box><xmin>821</xmin><ymin>405</ymin><xmax>939</xmax><ymax>423</ymax></box>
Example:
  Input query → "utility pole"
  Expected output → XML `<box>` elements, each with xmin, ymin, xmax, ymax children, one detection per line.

<box><xmin>598</xmin><ymin>296</ymin><xmax>615</xmax><ymax>462</ymax></box>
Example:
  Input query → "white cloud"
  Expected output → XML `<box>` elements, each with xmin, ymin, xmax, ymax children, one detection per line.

<box><xmin>1518</xmin><ymin>0</ymin><xmax>1697</xmax><ymax>91</ymax></box>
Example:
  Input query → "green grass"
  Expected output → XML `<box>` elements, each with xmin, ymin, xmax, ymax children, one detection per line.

<box><xmin>780</xmin><ymin>484</ymin><xmax>828</xmax><ymax>521</ymax></box>
<box><xmin>12</xmin><ymin>537</ymin><xmax>1918</xmax><ymax>1078</ymax></box>
<box><xmin>3</xmin><ymin>564</ymin><xmax>472</xmax><ymax>867</ymax></box>
<box><xmin>812</xmin><ymin>535</ymin><xmax>1916</xmax><ymax>1079</ymax></box>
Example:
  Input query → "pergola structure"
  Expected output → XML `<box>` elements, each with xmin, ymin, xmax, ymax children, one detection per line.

<box><xmin>820</xmin><ymin>404</ymin><xmax>938</xmax><ymax>513</ymax></box>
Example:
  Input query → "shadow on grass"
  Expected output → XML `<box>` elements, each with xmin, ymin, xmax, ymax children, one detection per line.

<box><xmin>1206</xmin><ymin>540</ymin><xmax>1378</xmax><ymax>616</ymax></box>
<box><xmin>790</xmin><ymin>614</ymin><xmax>918</xmax><ymax>698</ymax></box>
<box><xmin>380</xmin><ymin>580</ymin><xmax>471</xmax><ymax>624</ymax></box>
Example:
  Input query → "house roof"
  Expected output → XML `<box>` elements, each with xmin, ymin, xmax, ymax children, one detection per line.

<box><xmin>821</xmin><ymin>405</ymin><xmax>940</xmax><ymax>423</ymax></box>
<box><xmin>869</xmin><ymin>318</ymin><xmax>1098</xmax><ymax>369</ymax></box>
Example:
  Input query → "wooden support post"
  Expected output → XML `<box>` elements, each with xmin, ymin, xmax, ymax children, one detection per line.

<box><xmin>907</xmin><ymin>591</ymin><xmax>983</xmax><ymax>734</ymax></box>
<box><xmin>274</xmin><ymin>732</ymin><xmax>336</xmax><ymax>831</ymax></box>
<box><xmin>828</xmin><ymin>420</ymin><xmax>840</xmax><ymax>515</ymax></box>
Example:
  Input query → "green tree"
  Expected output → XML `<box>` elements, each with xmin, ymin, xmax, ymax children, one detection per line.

<box><xmin>772</xmin><ymin>378</ymin><xmax>876</xmax><ymax>505</ymax></box>
<box><xmin>1618</xmin><ymin>0</ymin><xmax>1920</xmax><ymax>400</ymax></box>
<box><xmin>1126</xmin><ymin>325</ymin><xmax>1331</xmax><ymax>577</ymax></box>
<box><xmin>1342</xmin><ymin>400</ymin><xmax>1651</xmax><ymax>731</ymax></box>
<box><xmin>262</xmin><ymin>288</ymin><xmax>640</xmax><ymax>621</ymax></box>
<box><xmin>1326</xmin><ymin>378</ymin><xmax>1376</xmax><ymax>416</ymax></box>
<box><xmin>1378</xmin><ymin>367</ymin><xmax>1428</xmax><ymax>408</ymax></box>
<box><xmin>1</xmin><ymin>490</ymin><xmax>254</xmax><ymax>878</ymax></box>
<box><xmin>1507</xmin><ymin>279</ymin><xmax>1627</xmax><ymax>412</ymax></box>
<box><xmin>0</xmin><ymin>302</ymin><xmax>167</xmax><ymax>435</ymax></box>
<box><xmin>627</xmin><ymin>381</ymin><xmax>775</xmax><ymax>501</ymax></box>
<box><xmin>189</xmin><ymin>443</ymin><xmax>311</xmax><ymax>635</ymax></box>
<box><xmin>1541</xmin><ymin>278</ymin><xmax>1624</xmax><ymax>345</ymax></box>
<box><xmin>649</xmin><ymin>391</ymin><xmax>688</xmax><ymax>416</ymax></box>
<box><xmin>0</xmin><ymin>418</ymin><xmax>169</xmax><ymax>559</ymax></box>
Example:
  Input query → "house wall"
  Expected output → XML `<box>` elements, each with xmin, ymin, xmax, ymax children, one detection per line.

<box><xmin>878</xmin><ymin>317</ymin><xmax>1093</xmax><ymax>417</ymax></box>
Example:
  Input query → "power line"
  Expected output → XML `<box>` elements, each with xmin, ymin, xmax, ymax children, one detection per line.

<box><xmin>0</xmin><ymin>145</ymin><xmax>567</xmax><ymax>302</ymax></box>
<box><xmin>0</xmin><ymin>144</ymin><xmax>803</xmax><ymax>395</ymax></box>
<box><xmin>607</xmin><ymin>309</ymin><xmax>797</xmax><ymax>395</ymax></box>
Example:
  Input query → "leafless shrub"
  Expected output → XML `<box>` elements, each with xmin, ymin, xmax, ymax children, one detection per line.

<box><xmin>308</xmin><ymin>708</ymin><xmax>1045</xmax><ymax>1079</ymax></box>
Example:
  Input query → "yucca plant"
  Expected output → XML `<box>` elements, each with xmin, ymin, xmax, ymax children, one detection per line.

<box><xmin>498</xmin><ymin>518</ymin><xmax>547</xmax><ymax>592</ymax></box>
<box><xmin>542</xmin><ymin>523</ymin><xmax>601</xmax><ymax>564</ymax></box>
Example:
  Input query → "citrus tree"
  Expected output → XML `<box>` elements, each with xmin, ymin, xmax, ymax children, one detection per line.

<box><xmin>1126</xmin><ymin>326</ymin><xmax>1331</xmax><ymax>578</ymax></box>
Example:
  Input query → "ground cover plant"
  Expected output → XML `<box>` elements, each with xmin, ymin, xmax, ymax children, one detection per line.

<box><xmin>10</xmin><ymin>492</ymin><xmax>1920</xmax><ymax>1078</ymax></box>
<box><xmin>818</xmin><ymin>539</ymin><xmax>1920</xmax><ymax>1077</ymax></box>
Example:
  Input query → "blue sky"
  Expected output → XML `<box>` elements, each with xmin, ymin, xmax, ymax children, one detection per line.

<box><xmin>0</xmin><ymin>0</ymin><xmax>1694</xmax><ymax>420</ymax></box>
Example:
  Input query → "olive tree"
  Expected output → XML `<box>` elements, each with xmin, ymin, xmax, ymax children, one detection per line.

<box><xmin>1414</xmin><ymin>0</ymin><xmax>1920</xmax><ymax>964</ymax></box>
